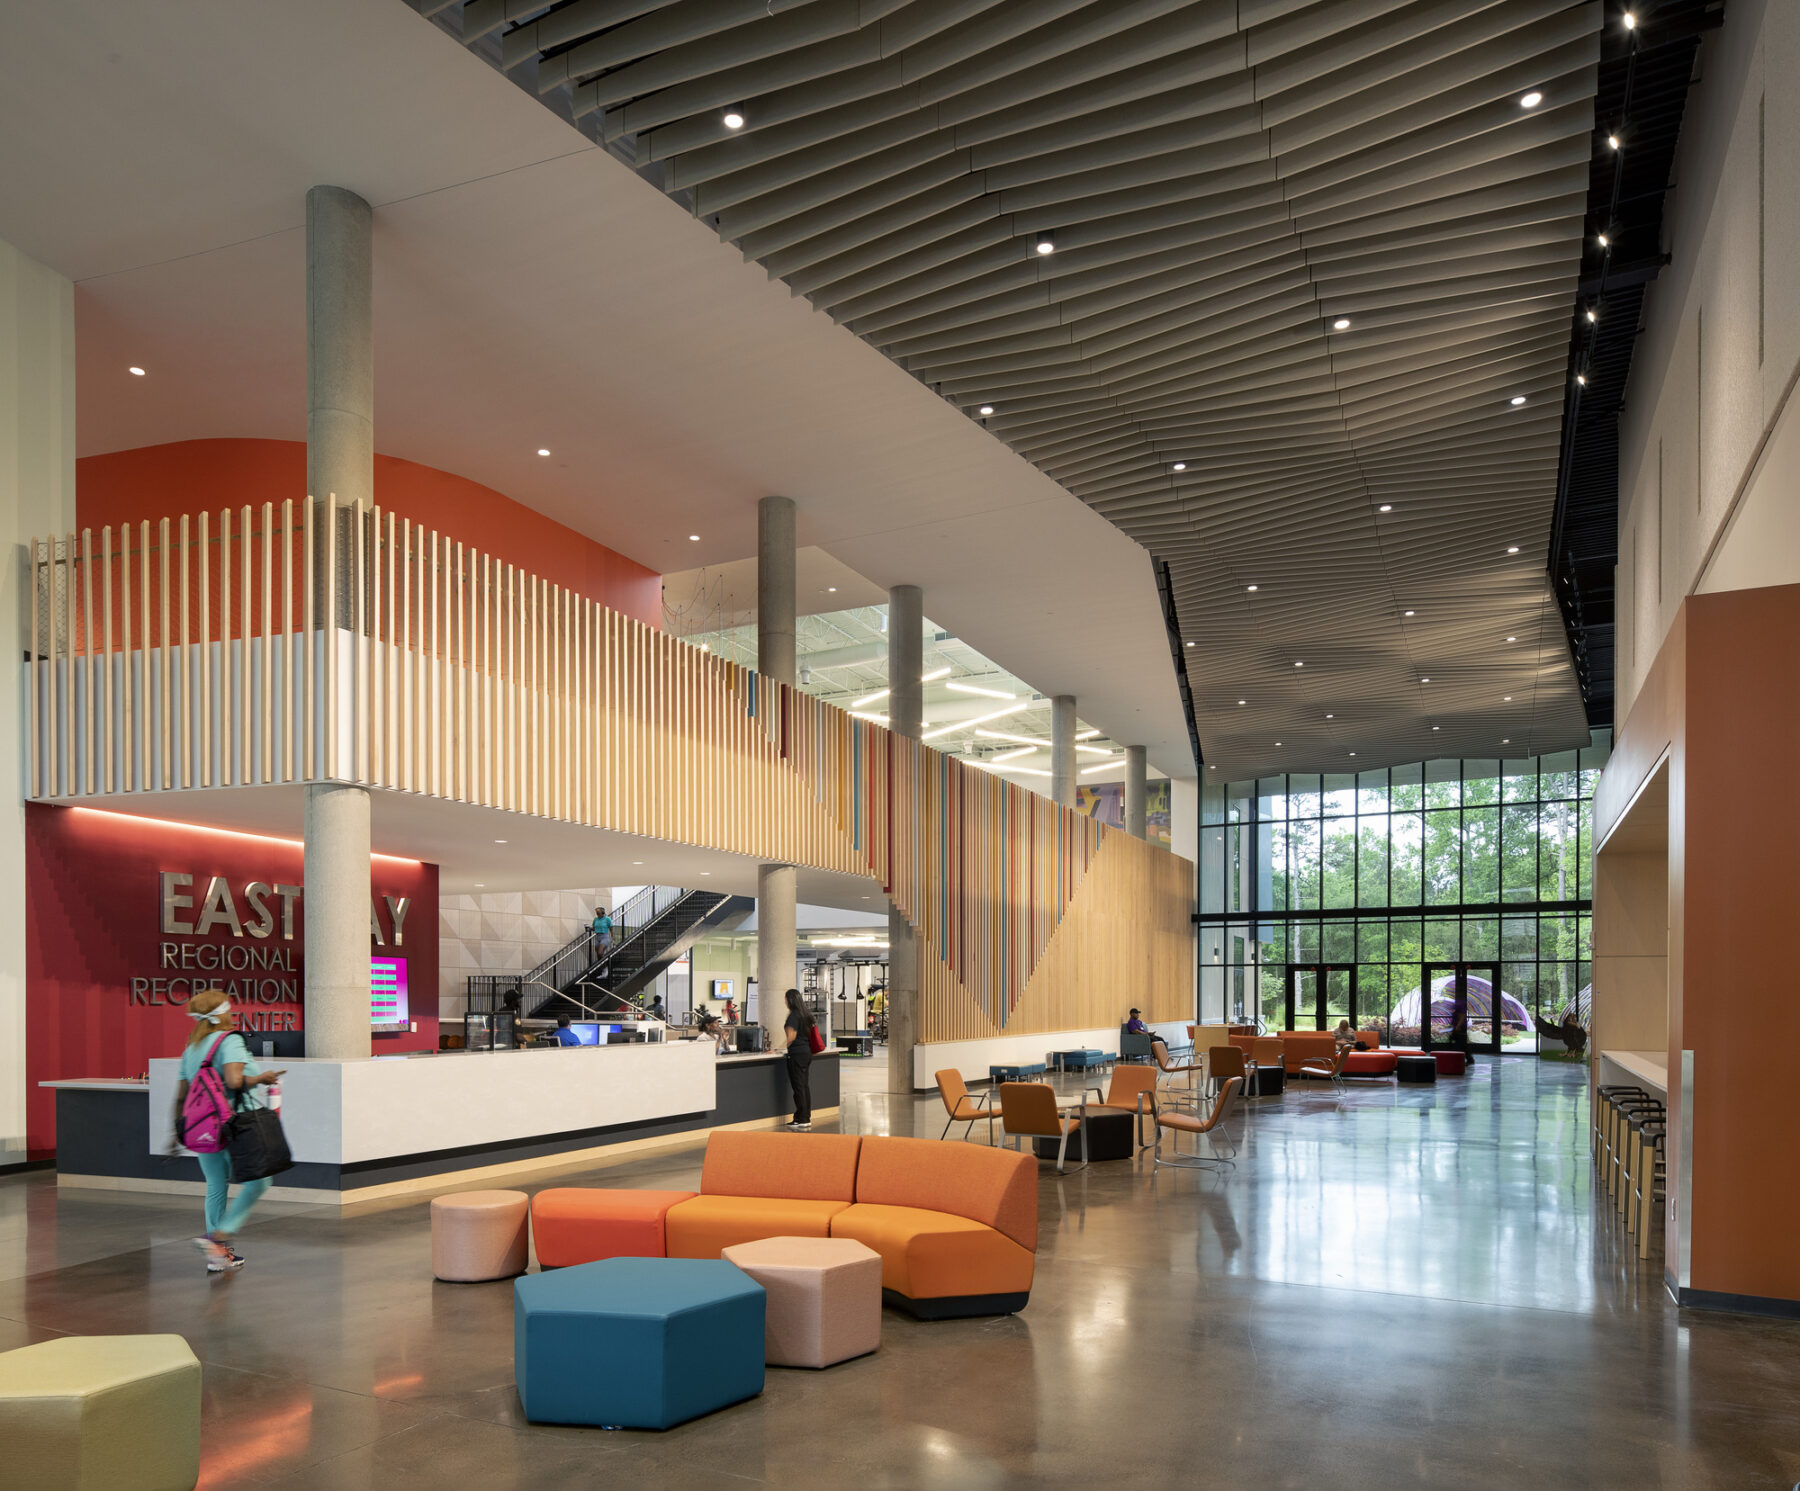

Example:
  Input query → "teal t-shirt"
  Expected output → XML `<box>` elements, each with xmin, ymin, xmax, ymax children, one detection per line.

<box><xmin>179</xmin><ymin>1031</ymin><xmax>265</xmax><ymax>1111</ymax></box>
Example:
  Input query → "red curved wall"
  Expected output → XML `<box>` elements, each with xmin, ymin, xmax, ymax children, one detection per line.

<box><xmin>76</xmin><ymin>439</ymin><xmax>662</xmax><ymax>626</ymax></box>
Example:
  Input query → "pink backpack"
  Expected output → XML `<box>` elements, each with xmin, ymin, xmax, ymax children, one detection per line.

<box><xmin>178</xmin><ymin>1034</ymin><xmax>236</xmax><ymax>1153</ymax></box>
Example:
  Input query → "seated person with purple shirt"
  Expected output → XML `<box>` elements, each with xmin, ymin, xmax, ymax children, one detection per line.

<box><xmin>1124</xmin><ymin>1008</ymin><xmax>1151</xmax><ymax>1035</ymax></box>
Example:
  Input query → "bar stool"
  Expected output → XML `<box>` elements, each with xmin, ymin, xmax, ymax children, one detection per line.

<box><xmin>1593</xmin><ymin>1083</ymin><xmax>1641</xmax><ymax>1162</ymax></box>
<box><xmin>1621</xmin><ymin>1107</ymin><xmax>1667</xmax><ymax>1257</ymax></box>
<box><xmin>1607</xmin><ymin>1094</ymin><xmax>1662</xmax><ymax>1206</ymax></box>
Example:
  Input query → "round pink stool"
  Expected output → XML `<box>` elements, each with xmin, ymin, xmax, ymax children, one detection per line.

<box><xmin>431</xmin><ymin>1189</ymin><xmax>530</xmax><ymax>1282</ymax></box>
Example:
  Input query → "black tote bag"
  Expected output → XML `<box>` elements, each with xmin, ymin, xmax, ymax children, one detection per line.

<box><xmin>227</xmin><ymin>1098</ymin><xmax>293</xmax><ymax>1182</ymax></box>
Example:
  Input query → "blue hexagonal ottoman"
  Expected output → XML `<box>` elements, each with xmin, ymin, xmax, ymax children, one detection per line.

<box><xmin>514</xmin><ymin>1256</ymin><xmax>765</xmax><ymax>1429</ymax></box>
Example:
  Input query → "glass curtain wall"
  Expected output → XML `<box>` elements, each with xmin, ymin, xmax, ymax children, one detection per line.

<box><xmin>1198</xmin><ymin>733</ymin><xmax>1610</xmax><ymax>1052</ymax></box>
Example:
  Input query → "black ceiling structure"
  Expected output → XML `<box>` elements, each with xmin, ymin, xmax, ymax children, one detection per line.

<box><xmin>1548</xmin><ymin>0</ymin><xmax>1723</xmax><ymax>730</ymax></box>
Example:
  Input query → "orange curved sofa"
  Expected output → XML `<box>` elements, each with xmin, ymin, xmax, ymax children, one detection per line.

<box><xmin>543</xmin><ymin>1131</ymin><xmax>1037</xmax><ymax>1320</ymax></box>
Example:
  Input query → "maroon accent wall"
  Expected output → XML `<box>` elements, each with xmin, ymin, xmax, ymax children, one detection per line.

<box><xmin>25</xmin><ymin>803</ymin><xmax>438</xmax><ymax>1156</ymax></box>
<box><xmin>74</xmin><ymin>438</ymin><xmax>663</xmax><ymax>627</ymax></box>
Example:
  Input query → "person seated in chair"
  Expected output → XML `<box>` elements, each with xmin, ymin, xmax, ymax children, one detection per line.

<box><xmin>549</xmin><ymin>1016</ymin><xmax>584</xmax><ymax>1048</ymax></box>
<box><xmin>694</xmin><ymin>1007</ymin><xmax>733</xmax><ymax>1055</ymax></box>
<box><xmin>1334</xmin><ymin>1018</ymin><xmax>1358</xmax><ymax>1052</ymax></box>
<box><xmin>1124</xmin><ymin>1008</ymin><xmax>1152</xmax><ymax>1036</ymax></box>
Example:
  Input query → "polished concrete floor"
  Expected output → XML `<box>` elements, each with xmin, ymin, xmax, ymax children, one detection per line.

<box><xmin>5</xmin><ymin>1058</ymin><xmax>1798</xmax><ymax>1488</ymax></box>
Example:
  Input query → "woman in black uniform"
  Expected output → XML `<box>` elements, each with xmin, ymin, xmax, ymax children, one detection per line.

<box><xmin>783</xmin><ymin>988</ymin><xmax>816</xmax><ymax>1132</ymax></box>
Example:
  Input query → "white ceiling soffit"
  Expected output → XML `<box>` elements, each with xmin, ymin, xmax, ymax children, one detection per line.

<box><xmin>0</xmin><ymin>0</ymin><xmax>1191</xmax><ymax>777</ymax></box>
<box><xmin>466</xmin><ymin>0</ymin><xmax>1604</xmax><ymax>776</ymax></box>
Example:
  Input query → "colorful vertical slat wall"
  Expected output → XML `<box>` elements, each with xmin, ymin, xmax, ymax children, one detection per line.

<box><xmin>26</xmin><ymin>501</ymin><xmax>1192</xmax><ymax>1041</ymax></box>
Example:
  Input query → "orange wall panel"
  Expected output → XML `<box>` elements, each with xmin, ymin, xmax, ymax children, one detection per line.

<box><xmin>75</xmin><ymin>438</ymin><xmax>661</xmax><ymax>626</ymax></box>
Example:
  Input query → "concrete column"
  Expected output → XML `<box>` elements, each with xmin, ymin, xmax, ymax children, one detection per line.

<box><xmin>306</xmin><ymin>186</ymin><xmax>373</xmax><ymax>515</ymax></box>
<box><xmin>756</xmin><ymin>862</ymin><xmax>796</xmax><ymax>1046</ymax></box>
<box><xmin>885</xmin><ymin>584</ymin><xmax>923</xmax><ymax>1094</ymax></box>
<box><xmin>756</xmin><ymin>495</ymin><xmax>798</xmax><ymax>1045</ymax></box>
<box><xmin>303</xmin><ymin>782</ymin><xmax>372</xmax><ymax>1060</ymax></box>
<box><xmin>1125</xmin><ymin>745</ymin><xmax>1148</xmax><ymax>839</ymax></box>
<box><xmin>0</xmin><ymin>239</ymin><xmax>76</xmax><ymax>1164</ymax></box>
<box><xmin>756</xmin><ymin>494</ymin><xmax>796</xmax><ymax>684</ymax></box>
<box><xmin>1051</xmin><ymin>695</ymin><xmax>1077</xmax><ymax>808</ymax></box>
<box><xmin>304</xmin><ymin>187</ymin><xmax>374</xmax><ymax>1059</ymax></box>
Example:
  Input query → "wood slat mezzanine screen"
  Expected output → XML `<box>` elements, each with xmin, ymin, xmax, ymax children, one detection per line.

<box><xmin>26</xmin><ymin>498</ymin><xmax>1193</xmax><ymax>1039</ymax></box>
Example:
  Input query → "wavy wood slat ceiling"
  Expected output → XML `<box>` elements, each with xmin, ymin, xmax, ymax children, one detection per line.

<box><xmin>452</xmin><ymin>0</ymin><xmax>1606</xmax><ymax>777</ymax></box>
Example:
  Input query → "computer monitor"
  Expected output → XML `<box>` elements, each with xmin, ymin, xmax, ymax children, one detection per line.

<box><xmin>566</xmin><ymin>1022</ymin><xmax>601</xmax><ymax>1046</ymax></box>
<box><xmin>734</xmin><ymin>1025</ymin><xmax>764</xmax><ymax>1053</ymax></box>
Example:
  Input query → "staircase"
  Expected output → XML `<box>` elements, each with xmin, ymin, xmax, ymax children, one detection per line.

<box><xmin>467</xmin><ymin>885</ymin><xmax>752</xmax><ymax>1023</ymax></box>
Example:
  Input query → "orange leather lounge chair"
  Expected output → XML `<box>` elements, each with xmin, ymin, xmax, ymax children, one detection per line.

<box><xmin>1154</xmin><ymin>1077</ymin><xmax>1243</xmax><ymax>1171</ymax></box>
<box><xmin>999</xmin><ymin>1081</ymin><xmax>1085</xmax><ymax>1174</ymax></box>
<box><xmin>936</xmin><ymin>1068</ymin><xmax>1003</xmax><ymax>1143</ymax></box>
<box><xmin>1082</xmin><ymin>1062</ymin><xmax>1161</xmax><ymax>1146</ymax></box>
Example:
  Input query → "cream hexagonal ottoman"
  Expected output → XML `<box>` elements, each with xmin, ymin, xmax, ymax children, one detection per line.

<box><xmin>0</xmin><ymin>1334</ymin><xmax>201</xmax><ymax>1490</ymax></box>
<box><xmin>720</xmin><ymin>1235</ymin><xmax>881</xmax><ymax>1369</ymax></box>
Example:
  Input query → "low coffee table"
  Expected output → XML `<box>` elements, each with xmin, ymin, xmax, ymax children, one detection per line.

<box><xmin>1034</xmin><ymin>1110</ymin><xmax>1136</xmax><ymax>1161</ymax></box>
<box><xmin>1396</xmin><ymin>1054</ymin><xmax>1438</xmax><ymax>1085</ymax></box>
<box><xmin>1248</xmin><ymin>1063</ymin><xmax>1285</xmax><ymax>1097</ymax></box>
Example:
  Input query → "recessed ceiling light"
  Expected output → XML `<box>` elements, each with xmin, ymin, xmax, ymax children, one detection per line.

<box><xmin>1432</xmin><ymin>725</ymin><xmax>1441</xmax><ymax>731</ymax></box>
<box><xmin>1378</xmin><ymin>504</ymin><xmax>1393</xmax><ymax>513</ymax></box>
<box><xmin>1325</xmin><ymin>714</ymin><xmax>1334</xmax><ymax>719</ymax></box>
<box><xmin>1607</xmin><ymin>133</ymin><xmax>1621</xmax><ymax>150</ymax></box>
<box><xmin>632</xmin><ymin>861</ymin><xmax>644</xmax><ymax>866</ymax></box>
<box><xmin>495</xmin><ymin>839</ymin><xmax>507</xmax><ymax>844</ymax></box>
<box><xmin>1349</xmin><ymin>752</ymin><xmax>1356</xmax><ymax>757</ymax></box>
<box><xmin>827</xmin><ymin>586</ymin><xmax>837</xmax><ymax>593</ymax></box>
<box><xmin>1246</xmin><ymin>584</ymin><xmax>1258</xmax><ymax>591</ymax></box>
<box><xmin>1421</xmin><ymin>677</ymin><xmax>1430</xmax><ymax>683</ymax></box>
<box><xmin>1520</xmin><ymin>91</ymin><xmax>1543</xmax><ymax>108</ymax></box>
<box><xmin>474</xmin><ymin>883</ymin><xmax>484</xmax><ymax>888</ymax></box>
<box><xmin>1507</xmin><ymin>546</ymin><xmax>1520</xmax><ymax>554</ymax></box>
<box><xmin>1403</xmin><ymin>610</ymin><xmax>1416</xmax><ymax>617</ymax></box>
<box><xmin>1506</xmin><ymin>636</ymin><xmax>1516</xmax><ymax>642</ymax></box>
<box><xmin>1586</xmin><ymin>307</ymin><xmax>1599</xmax><ymax>323</ymax></box>
<box><xmin>1597</xmin><ymin>233</ymin><xmax>1610</xmax><ymax>248</ymax></box>
<box><xmin>1502</xmin><ymin>738</ymin><xmax>1511</xmax><ymax>745</ymax></box>
<box><xmin>1293</xmin><ymin>661</ymin><xmax>1304</xmax><ymax>667</ymax></box>
<box><xmin>700</xmin><ymin>871</ymin><xmax>711</xmax><ymax>876</ymax></box>
<box><xmin>128</xmin><ymin>366</ymin><xmax>146</xmax><ymax>376</ymax></box>
<box><xmin>1510</xmin><ymin>395</ymin><xmax>1527</xmax><ymax>406</ymax></box>
<box><xmin>978</xmin><ymin>405</ymin><xmax>994</xmax><ymax>416</ymax></box>
<box><xmin>722</xmin><ymin>106</ymin><xmax>746</xmax><ymax>130</ymax></box>
<box><xmin>1185</xmin><ymin>641</ymin><xmax>1196</xmax><ymax>647</ymax></box>
<box><xmin>1238</xmin><ymin>699</ymin><xmax>1246</xmax><ymax>706</ymax></box>
<box><xmin>1504</xmin><ymin>696</ymin><xmax>1512</xmax><ymax>702</ymax></box>
<box><xmin>1172</xmin><ymin>462</ymin><xmax>1187</xmax><ymax>472</ymax></box>
<box><xmin>1035</xmin><ymin>229</ymin><xmax>1056</xmax><ymax>255</ymax></box>
<box><xmin>1623</xmin><ymin>10</ymin><xmax>1636</xmax><ymax>28</ymax></box>
<box><xmin>1275</xmin><ymin>741</ymin><xmax>1283</xmax><ymax>747</ymax></box>
<box><xmin>689</xmin><ymin>534</ymin><xmax>700</xmax><ymax>541</ymax></box>
<box><xmin>1576</xmin><ymin>374</ymin><xmax>1588</xmax><ymax>386</ymax></box>
<box><xmin>1332</xmin><ymin>317</ymin><xmax>1351</xmax><ymax>330</ymax></box>
<box><xmin>537</xmin><ymin>447</ymin><xmax>550</xmax><ymax>456</ymax></box>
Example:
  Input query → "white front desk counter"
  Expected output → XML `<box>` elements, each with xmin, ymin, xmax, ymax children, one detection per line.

<box><xmin>47</xmin><ymin>1041</ymin><xmax>839</xmax><ymax>1204</ymax></box>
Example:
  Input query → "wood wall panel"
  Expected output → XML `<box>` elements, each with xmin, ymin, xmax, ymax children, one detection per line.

<box><xmin>27</xmin><ymin>498</ymin><xmax>1194</xmax><ymax>1046</ymax></box>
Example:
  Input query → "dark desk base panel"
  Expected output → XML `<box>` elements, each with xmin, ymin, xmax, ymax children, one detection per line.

<box><xmin>52</xmin><ymin>1053</ymin><xmax>840</xmax><ymax>1193</ymax></box>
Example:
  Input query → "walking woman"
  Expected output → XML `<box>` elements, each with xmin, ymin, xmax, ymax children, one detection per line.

<box><xmin>783</xmin><ymin>988</ymin><xmax>816</xmax><ymax>1132</ymax></box>
<box><xmin>171</xmin><ymin>989</ymin><xmax>284</xmax><ymax>1271</ymax></box>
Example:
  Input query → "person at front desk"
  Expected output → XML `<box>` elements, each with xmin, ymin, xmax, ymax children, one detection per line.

<box><xmin>549</xmin><ymin>1017</ymin><xmax>584</xmax><ymax>1048</ymax></box>
<box><xmin>694</xmin><ymin>1008</ymin><xmax>734</xmax><ymax>1055</ymax></box>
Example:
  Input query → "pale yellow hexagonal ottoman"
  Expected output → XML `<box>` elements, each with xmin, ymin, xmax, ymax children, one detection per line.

<box><xmin>0</xmin><ymin>1333</ymin><xmax>201</xmax><ymax>1490</ymax></box>
<box><xmin>721</xmin><ymin>1235</ymin><xmax>881</xmax><ymax>1369</ymax></box>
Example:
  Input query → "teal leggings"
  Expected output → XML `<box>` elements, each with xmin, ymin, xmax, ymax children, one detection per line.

<box><xmin>196</xmin><ymin>1149</ymin><xmax>271</xmax><ymax>1236</ymax></box>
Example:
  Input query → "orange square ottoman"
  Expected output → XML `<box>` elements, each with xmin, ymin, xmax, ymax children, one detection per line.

<box><xmin>531</xmin><ymin>1188</ymin><xmax>697</xmax><ymax>1269</ymax></box>
<box><xmin>721</xmin><ymin>1236</ymin><xmax>881</xmax><ymax>1369</ymax></box>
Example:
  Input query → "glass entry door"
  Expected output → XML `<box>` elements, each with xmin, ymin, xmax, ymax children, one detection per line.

<box><xmin>1285</xmin><ymin>964</ymin><xmax>1355</xmax><ymax>1032</ymax></box>
<box><xmin>1420</xmin><ymin>963</ymin><xmax>1502</xmax><ymax>1053</ymax></box>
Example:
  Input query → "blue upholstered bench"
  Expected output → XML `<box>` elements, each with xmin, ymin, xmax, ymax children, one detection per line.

<box><xmin>514</xmin><ymin>1257</ymin><xmax>765</xmax><ymax>1429</ymax></box>
<box><xmin>1060</xmin><ymin>1050</ymin><xmax>1114</xmax><ymax>1071</ymax></box>
<box><xmin>989</xmin><ymin>1062</ymin><xmax>1047</xmax><ymax>1082</ymax></box>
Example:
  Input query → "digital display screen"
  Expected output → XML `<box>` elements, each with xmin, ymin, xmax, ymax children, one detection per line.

<box><xmin>371</xmin><ymin>957</ymin><xmax>409</xmax><ymax>1031</ymax></box>
<box><xmin>567</xmin><ymin>1022</ymin><xmax>601</xmax><ymax>1046</ymax></box>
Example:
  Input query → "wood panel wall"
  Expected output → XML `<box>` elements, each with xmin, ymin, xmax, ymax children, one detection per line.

<box><xmin>27</xmin><ymin>499</ymin><xmax>1194</xmax><ymax>1043</ymax></box>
